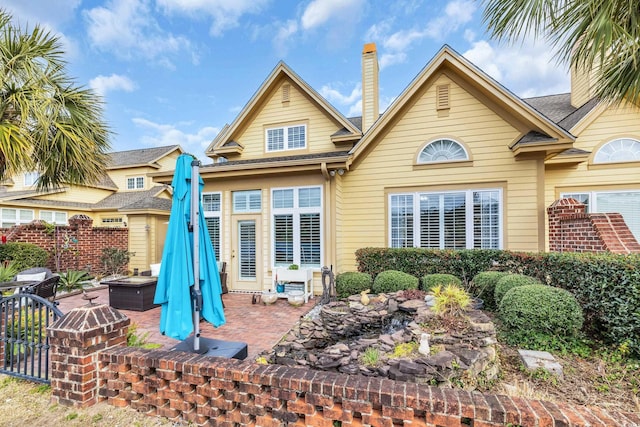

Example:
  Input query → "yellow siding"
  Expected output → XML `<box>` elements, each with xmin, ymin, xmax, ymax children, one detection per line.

<box><xmin>108</xmin><ymin>166</ymin><xmax>160</xmax><ymax>191</ymax></box>
<box><xmin>570</xmin><ymin>65</ymin><xmax>596</xmax><ymax>108</ymax></box>
<box><xmin>337</xmin><ymin>75</ymin><xmax>542</xmax><ymax>271</ymax></box>
<box><xmin>234</xmin><ymin>78</ymin><xmax>345</xmax><ymax>160</ymax></box>
<box><xmin>35</xmin><ymin>185</ymin><xmax>112</xmax><ymax>204</ymax></box>
<box><xmin>544</xmin><ymin>104</ymin><xmax>640</xmax><ymax>248</ymax></box>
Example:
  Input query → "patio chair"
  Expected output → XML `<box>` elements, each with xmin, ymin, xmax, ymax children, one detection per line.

<box><xmin>24</xmin><ymin>275</ymin><xmax>60</xmax><ymax>303</ymax></box>
<box><xmin>13</xmin><ymin>267</ymin><xmax>54</xmax><ymax>282</ymax></box>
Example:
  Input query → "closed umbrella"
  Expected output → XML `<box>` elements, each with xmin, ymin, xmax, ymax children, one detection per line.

<box><xmin>154</xmin><ymin>154</ymin><xmax>225</xmax><ymax>352</ymax></box>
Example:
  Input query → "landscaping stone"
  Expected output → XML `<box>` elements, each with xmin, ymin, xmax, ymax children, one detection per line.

<box><xmin>264</xmin><ymin>290</ymin><xmax>499</xmax><ymax>389</ymax></box>
<box><xmin>518</xmin><ymin>349</ymin><xmax>564</xmax><ymax>378</ymax></box>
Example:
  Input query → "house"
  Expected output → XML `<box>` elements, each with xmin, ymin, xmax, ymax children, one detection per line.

<box><xmin>153</xmin><ymin>43</ymin><xmax>640</xmax><ymax>294</ymax></box>
<box><xmin>0</xmin><ymin>145</ymin><xmax>183</xmax><ymax>272</ymax></box>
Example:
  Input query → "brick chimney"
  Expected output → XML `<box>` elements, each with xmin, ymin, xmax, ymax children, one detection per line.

<box><xmin>361</xmin><ymin>43</ymin><xmax>379</xmax><ymax>133</ymax></box>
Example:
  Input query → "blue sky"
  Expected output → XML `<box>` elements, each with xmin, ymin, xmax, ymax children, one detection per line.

<box><xmin>5</xmin><ymin>0</ymin><xmax>569</xmax><ymax>162</ymax></box>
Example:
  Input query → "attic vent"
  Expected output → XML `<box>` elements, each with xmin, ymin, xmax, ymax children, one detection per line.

<box><xmin>282</xmin><ymin>84</ymin><xmax>290</xmax><ymax>104</ymax></box>
<box><xmin>436</xmin><ymin>84</ymin><xmax>450</xmax><ymax>110</ymax></box>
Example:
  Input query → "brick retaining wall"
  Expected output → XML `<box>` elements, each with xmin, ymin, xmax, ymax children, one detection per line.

<box><xmin>98</xmin><ymin>347</ymin><xmax>639</xmax><ymax>426</ymax></box>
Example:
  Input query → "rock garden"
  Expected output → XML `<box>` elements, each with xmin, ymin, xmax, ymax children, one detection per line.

<box><xmin>264</xmin><ymin>289</ymin><xmax>498</xmax><ymax>388</ymax></box>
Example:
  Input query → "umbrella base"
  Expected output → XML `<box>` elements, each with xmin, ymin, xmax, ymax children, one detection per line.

<box><xmin>170</xmin><ymin>336</ymin><xmax>248</xmax><ymax>360</ymax></box>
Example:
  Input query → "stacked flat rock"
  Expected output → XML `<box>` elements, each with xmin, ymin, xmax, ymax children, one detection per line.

<box><xmin>267</xmin><ymin>291</ymin><xmax>498</xmax><ymax>388</ymax></box>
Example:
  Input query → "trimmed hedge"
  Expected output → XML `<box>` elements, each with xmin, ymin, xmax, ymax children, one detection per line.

<box><xmin>499</xmin><ymin>284</ymin><xmax>584</xmax><ymax>337</ymax></box>
<box><xmin>372</xmin><ymin>270</ymin><xmax>418</xmax><ymax>293</ymax></box>
<box><xmin>355</xmin><ymin>247</ymin><xmax>640</xmax><ymax>356</ymax></box>
<box><xmin>494</xmin><ymin>274</ymin><xmax>541</xmax><ymax>307</ymax></box>
<box><xmin>0</xmin><ymin>242</ymin><xmax>48</xmax><ymax>271</ymax></box>
<box><xmin>335</xmin><ymin>272</ymin><xmax>372</xmax><ymax>298</ymax></box>
<box><xmin>421</xmin><ymin>273</ymin><xmax>461</xmax><ymax>291</ymax></box>
<box><xmin>470</xmin><ymin>271</ymin><xmax>510</xmax><ymax>310</ymax></box>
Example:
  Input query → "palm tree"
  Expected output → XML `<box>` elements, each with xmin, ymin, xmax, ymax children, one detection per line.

<box><xmin>0</xmin><ymin>9</ymin><xmax>111</xmax><ymax>190</ymax></box>
<box><xmin>481</xmin><ymin>0</ymin><xmax>640</xmax><ymax>106</ymax></box>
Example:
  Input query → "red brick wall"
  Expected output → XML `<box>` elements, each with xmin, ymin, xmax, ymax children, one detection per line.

<box><xmin>1</xmin><ymin>215</ymin><xmax>128</xmax><ymax>273</ymax></box>
<box><xmin>97</xmin><ymin>347</ymin><xmax>639</xmax><ymax>427</ymax></box>
<box><xmin>548</xmin><ymin>198</ymin><xmax>640</xmax><ymax>254</ymax></box>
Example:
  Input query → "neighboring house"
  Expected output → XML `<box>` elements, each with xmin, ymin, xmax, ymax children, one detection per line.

<box><xmin>0</xmin><ymin>145</ymin><xmax>183</xmax><ymax>272</ymax></box>
<box><xmin>152</xmin><ymin>43</ymin><xmax>640</xmax><ymax>294</ymax></box>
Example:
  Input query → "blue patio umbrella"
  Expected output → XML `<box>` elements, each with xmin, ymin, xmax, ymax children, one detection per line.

<box><xmin>154</xmin><ymin>154</ymin><xmax>225</xmax><ymax>350</ymax></box>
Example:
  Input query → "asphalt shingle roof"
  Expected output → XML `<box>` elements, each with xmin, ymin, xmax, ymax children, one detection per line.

<box><xmin>93</xmin><ymin>186</ymin><xmax>170</xmax><ymax>209</ymax></box>
<box><xmin>108</xmin><ymin>145</ymin><xmax>180</xmax><ymax>168</ymax></box>
<box><xmin>200</xmin><ymin>151</ymin><xmax>350</xmax><ymax>170</ymax></box>
<box><xmin>522</xmin><ymin>93</ymin><xmax>598</xmax><ymax>131</ymax></box>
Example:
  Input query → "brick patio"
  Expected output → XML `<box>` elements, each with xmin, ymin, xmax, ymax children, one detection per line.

<box><xmin>55</xmin><ymin>287</ymin><xmax>314</xmax><ymax>360</ymax></box>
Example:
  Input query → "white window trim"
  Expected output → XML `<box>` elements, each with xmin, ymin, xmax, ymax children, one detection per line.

<box><xmin>127</xmin><ymin>176</ymin><xmax>145</xmax><ymax>190</ymax></box>
<box><xmin>39</xmin><ymin>210</ymin><xmax>68</xmax><ymax>225</ymax></box>
<box><xmin>271</xmin><ymin>186</ymin><xmax>323</xmax><ymax>268</ymax></box>
<box><xmin>203</xmin><ymin>192</ymin><xmax>223</xmax><ymax>259</ymax></box>
<box><xmin>561</xmin><ymin>190</ymin><xmax>640</xmax><ymax>212</ymax></box>
<box><xmin>233</xmin><ymin>190</ymin><xmax>262</xmax><ymax>213</ymax></box>
<box><xmin>24</xmin><ymin>171</ymin><xmax>40</xmax><ymax>187</ymax></box>
<box><xmin>265</xmin><ymin>124</ymin><xmax>307</xmax><ymax>153</ymax></box>
<box><xmin>0</xmin><ymin>208</ymin><xmax>34</xmax><ymax>228</ymax></box>
<box><xmin>388</xmin><ymin>189</ymin><xmax>503</xmax><ymax>250</ymax></box>
<box><xmin>417</xmin><ymin>138</ymin><xmax>469</xmax><ymax>164</ymax></box>
<box><xmin>593</xmin><ymin>138</ymin><xmax>640</xmax><ymax>164</ymax></box>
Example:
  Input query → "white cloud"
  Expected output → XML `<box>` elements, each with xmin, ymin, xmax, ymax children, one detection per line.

<box><xmin>83</xmin><ymin>0</ymin><xmax>193</xmax><ymax>66</ymax></box>
<box><xmin>366</xmin><ymin>0</ymin><xmax>477</xmax><ymax>69</ymax></box>
<box><xmin>132</xmin><ymin>118</ymin><xmax>220</xmax><ymax>161</ymax></box>
<box><xmin>301</xmin><ymin>0</ymin><xmax>365</xmax><ymax>30</ymax></box>
<box><xmin>463</xmin><ymin>39</ymin><xmax>570</xmax><ymax>98</ymax></box>
<box><xmin>320</xmin><ymin>83</ymin><xmax>362</xmax><ymax>118</ymax></box>
<box><xmin>89</xmin><ymin>74</ymin><xmax>136</xmax><ymax>97</ymax></box>
<box><xmin>156</xmin><ymin>0</ymin><xmax>269</xmax><ymax>36</ymax></box>
<box><xmin>273</xmin><ymin>20</ymin><xmax>299</xmax><ymax>55</ymax></box>
<box><xmin>2</xmin><ymin>0</ymin><xmax>81</xmax><ymax>27</ymax></box>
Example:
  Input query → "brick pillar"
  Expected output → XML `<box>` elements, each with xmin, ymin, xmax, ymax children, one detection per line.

<box><xmin>547</xmin><ymin>198</ymin><xmax>586</xmax><ymax>252</ymax></box>
<box><xmin>69</xmin><ymin>214</ymin><xmax>94</xmax><ymax>272</ymax></box>
<box><xmin>47</xmin><ymin>304</ymin><xmax>130</xmax><ymax>408</ymax></box>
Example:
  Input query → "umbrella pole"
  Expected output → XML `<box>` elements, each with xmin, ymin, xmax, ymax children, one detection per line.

<box><xmin>191</xmin><ymin>159</ymin><xmax>202</xmax><ymax>353</ymax></box>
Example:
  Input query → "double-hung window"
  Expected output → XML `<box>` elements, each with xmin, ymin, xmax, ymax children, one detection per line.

<box><xmin>272</xmin><ymin>186</ymin><xmax>321</xmax><ymax>268</ymax></box>
<box><xmin>203</xmin><ymin>192</ymin><xmax>222</xmax><ymax>260</ymax></box>
<box><xmin>561</xmin><ymin>190</ymin><xmax>640</xmax><ymax>240</ymax></box>
<box><xmin>389</xmin><ymin>189</ymin><xmax>502</xmax><ymax>249</ymax></box>
<box><xmin>266</xmin><ymin>124</ymin><xmax>306</xmax><ymax>152</ymax></box>
<box><xmin>40</xmin><ymin>210</ymin><xmax>68</xmax><ymax>225</ymax></box>
<box><xmin>0</xmin><ymin>208</ymin><xmax>34</xmax><ymax>228</ymax></box>
<box><xmin>127</xmin><ymin>176</ymin><xmax>145</xmax><ymax>190</ymax></box>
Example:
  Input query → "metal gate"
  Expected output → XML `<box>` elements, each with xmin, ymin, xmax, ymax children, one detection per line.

<box><xmin>0</xmin><ymin>294</ymin><xmax>63</xmax><ymax>384</ymax></box>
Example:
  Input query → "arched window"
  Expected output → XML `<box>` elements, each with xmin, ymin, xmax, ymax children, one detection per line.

<box><xmin>594</xmin><ymin>138</ymin><xmax>640</xmax><ymax>163</ymax></box>
<box><xmin>418</xmin><ymin>139</ymin><xmax>468</xmax><ymax>163</ymax></box>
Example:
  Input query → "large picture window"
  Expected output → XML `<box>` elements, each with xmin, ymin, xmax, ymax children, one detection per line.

<box><xmin>203</xmin><ymin>192</ymin><xmax>222</xmax><ymax>260</ymax></box>
<box><xmin>390</xmin><ymin>189</ymin><xmax>501</xmax><ymax>250</ymax></box>
<box><xmin>39</xmin><ymin>210</ymin><xmax>68</xmax><ymax>225</ymax></box>
<box><xmin>266</xmin><ymin>124</ymin><xmax>306</xmax><ymax>152</ymax></box>
<box><xmin>0</xmin><ymin>208</ymin><xmax>34</xmax><ymax>228</ymax></box>
<box><xmin>561</xmin><ymin>190</ymin><xmax>640</xmax><ymax>240</ymax></box>
<box><xmin>272</xmin><ymin>186</ymin><xmax>321</xmax><ymax>268</ymax></box>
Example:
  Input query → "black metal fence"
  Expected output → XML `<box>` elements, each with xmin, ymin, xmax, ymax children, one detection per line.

<box><xmin>0</xmin><ymin>294</ymin><xmax>63</xmax><ymax>383</ymax></box>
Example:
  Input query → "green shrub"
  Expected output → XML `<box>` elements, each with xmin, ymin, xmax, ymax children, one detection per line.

<box><xmin>335</xmin><ymin>272</ymin><xmax>372</xmax><ymax>298</ymax></box>
<box><xmin>0</xmin><ymin>242</ymin><xmax>48</xmax><ymax>271</ymax></box>
<box><xmin>494</xmin><ymin>274</ymin><xmax>541</xmax><ymax>307</ymax></box>
<box><xmin>372</xmin><ymin>270</ymin><xmax>418</xmax><ymax>293</ymax></box>
<box><xmin>354</xmin><ymin>247</ymin><xmax>640</xmax><ymax>356</ymax></box>
<box><xmin>420</xmin><ymin>273</ymin><xmax>461</xmax><ymax>291</ymax></box>
<box><xmin>0</xmin><ymin>262</ymin><xmax>19</xmax><ymax>282</ymax></box>
<box><xmin>59</xmin><ymin>270</ymin><xmax>91</xmax><ymax>292</ymax></box>
<box><xmin>470</xmin><ymin>271</ymin><xmax>510</xmax><ymax>310</ymax></box>
<box><xmin>499</xmin><ymin>284</ymin><xmax>584</xmax><ymax>339</ymax></box>
<box><xmin>99</xmin><ymin>247</ymin><xmax>133</xmax><ymax>276</ymax></box>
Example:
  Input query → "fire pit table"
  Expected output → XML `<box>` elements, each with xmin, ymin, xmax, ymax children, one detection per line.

<box><xmin>104</xmin><ymin>276</ymin><xmax>159</xmax><ymax>312</ymax></box>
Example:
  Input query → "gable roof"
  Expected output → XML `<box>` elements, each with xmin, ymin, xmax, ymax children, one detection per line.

<box><xmin>523</xmin><ymin>93</ymin><xmax>600</xmax><ymax>132</ymax></box>
<box><xmin>349</xmin><ymin>45</ymin><xmax>575</xmax><ymax>161</ymax></box>
<box><xmin>205</xmin><ymin>62</ymin><xmax>361</xmax><ymax>156</ymax></box>
<box><xmin>108</xmin><ymin>145</ymin><xmax>183</xmax><ymax>169</ymax></box>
